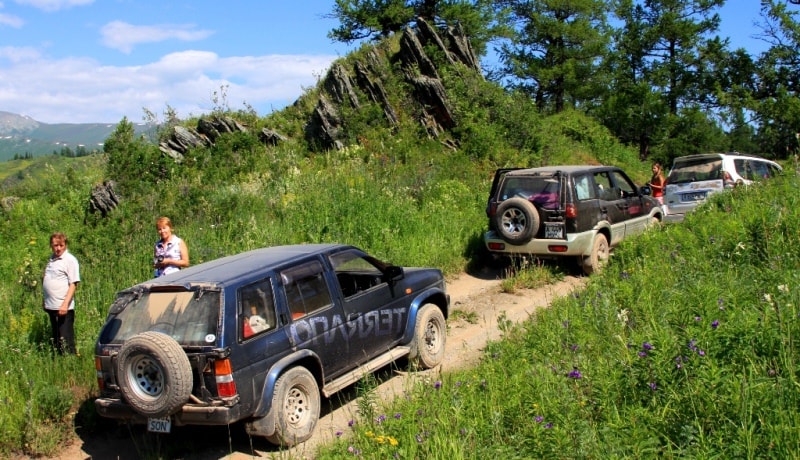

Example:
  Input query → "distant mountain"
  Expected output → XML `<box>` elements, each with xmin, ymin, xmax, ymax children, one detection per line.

<box><xmin>0</xmin><ymin>111</ymin><xmax>152</xmax><ymax>161</ymax></box>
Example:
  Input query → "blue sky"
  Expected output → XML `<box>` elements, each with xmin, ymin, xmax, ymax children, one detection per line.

<box><xmin>0</xmin><ymin>1</ymin><xmax>795</xmax><ymax>124</ymax></box>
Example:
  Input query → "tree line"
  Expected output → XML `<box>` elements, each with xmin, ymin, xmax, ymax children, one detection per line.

<box><xmin>327</xmin><ymin>0</ymin><xmax>800</xmax><ymax>165</ymax></box>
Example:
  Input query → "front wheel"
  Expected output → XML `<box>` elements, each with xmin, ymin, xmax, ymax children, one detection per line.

<box><xmin>265</xmin><ymin>367</ymin><xmax>320</xmax><ymax>447</ymax></box>
<box><xmin>582</xmin><ymin>233</ymin><xmax>609</xmax><ymax>275</ymax></box>
<box><xmin>409</xmin><ymin>304</ymin><xmax>446</xmax><ymax>369</ymax></box>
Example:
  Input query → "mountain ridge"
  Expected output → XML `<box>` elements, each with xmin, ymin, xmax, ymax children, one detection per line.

<box><xmin>0</xmin><ymin>111</ymin><xmax>151</xmax><ymax>161</ymax></box>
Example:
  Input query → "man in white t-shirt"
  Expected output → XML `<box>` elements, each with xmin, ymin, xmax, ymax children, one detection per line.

<box><xmin>42</xmin><ymin>232</ymin><xmax>80</xmax><ymax>355</ymax></box>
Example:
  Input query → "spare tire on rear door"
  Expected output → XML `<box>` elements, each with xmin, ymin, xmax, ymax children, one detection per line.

<box><xmin>115</xmin><ymin>331</ymin><xmax>193</xmax><ymax>418</ymax></box>
<box><xmin>494</xmin><ymin>197</ymin><xmax>540</xmax><ymax>245</ymax></box>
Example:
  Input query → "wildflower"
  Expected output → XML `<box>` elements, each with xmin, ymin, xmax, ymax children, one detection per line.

<box><xmin>376</xmin><ymin>415</ymin><xmax>386</xmax><ymax>424</ymax></box>
<box><xmin>535</xmin><ymin>416</ymin><xmax>544</xmax><ymax>423</ymax></box>
<box><xmin>764</xmin><ymin>293</ymin><xmax>773</xmax><ymax>305</ymax></box>
<box><xmin>649</xmin><ymin>382</ymin><xmax>657</xmax><ymax>391</ymax></box>
<box><xmin>617</xmin><ymin>309</ymin><xmax>630</xmax><ymax>325</ymax></box>
<box><xmin>544</xmin><ymin>423</ymin><xmax>553</xmax><ymax>429</ymax></box>
<box><xmin>718</xmin><ymin>298</ymin><xmax>725</xmax><ymax>310</ymax></box>
<box><xmin>415</xmin><ymin>433</ymin><xmax>424</xmax><ymax>443</ymax></box>
<box><xmin>642</xmin><ymin>342</ymin><xmax>653</xmax><ymax>351</ymax></box>
<box><xmin>388</xmin><ymin>437</ymin><xmax>398</xmax><ymax>447</ymax></box>
<box><xmin>336</xmin><ymin>431</ymin><xmax>343</xmax><ymax>437</ymax></box>
<box><xmin>779</xmin><ymin>284</ymin><xmax>789</xmax><ymax>293</ymax></box>
<box><xmin>698</xmin><ymin>350</ymin><xmax>705</xmax><ymax>357</ymax></box>
<box><xmin>711</xmin><ymin>320</ymin><xmax>719</xmax><ymax>329</ymax></box>
<box><xmin>570</xmin><ymin>344</ymin><xmax>579</xmax><ymax>352</ymax></box>
<box><xmin>688</xmin><ymin>339</ymin><xmax>697</xmax><ymax>351</ymax></box>
<box><xmin>348</xmin><ymin>419</ymin><xmax>355</xmax><ymax>427</ymax></box>
<box><xmin>394</xmin><ymin>413</ymin><xmax>402</xmax><ymax>419</ymax></box>
<box><xmin>459</xmin><ymin>428</ymin><xmax>467</xmax><ymax>435</ymax></box>
<box><xmin>567</xmin><ymin>369</ymin><xmax>582</xmax><ymax>379</ymax></box>
<box><xmin>455</xmin><ymin>381</ymin><xmax>462</xmax><ymax>387</ymax></box>
<box><xmin>695</xmin><ymin>316</ymin><xmax>701</xmax><ymax>321</ymax></box>
<box><xmin>434</xmin><ymin>381</ymin><xmax>442</xmax><ymax>390</ymax></box>
<box><xmin>620</xmin><ymin>271</ymin><xmax>630</xmax><ymax>280</ymax></box>
<box><xmin>638</xmin><ymin>351</ymin><xmax>647</xmax><ymax>358</ymax></box>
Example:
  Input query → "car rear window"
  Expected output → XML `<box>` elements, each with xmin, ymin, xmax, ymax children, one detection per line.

<box><xmin>499</xmin><ymin>175</ymin><xmax>561</xmax><ymax>209</ymax></box>
<box><xmin>668</xmin><ymin>158</ymin><xmax>723</xmax><ymax>184</ymax></box>
<box><xmin>100</xmin><ymin>289</ymin><xmax>221</xmax><ymax>346</ymax></box>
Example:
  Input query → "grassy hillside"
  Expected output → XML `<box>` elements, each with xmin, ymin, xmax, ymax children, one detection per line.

<box><xmin>317</xmin><ymin>175</ymin><xmax>800</xmax><ymax>459</ymax></box>
<box><xmin>0</xmin><ymin>33</ymin><xmax>653</xmax><ymax>457</ymax></box>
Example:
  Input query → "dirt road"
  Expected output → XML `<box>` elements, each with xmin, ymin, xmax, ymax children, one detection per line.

<box><xmin>45</xmin><ymin>269</ymin><xmax>586</xmax><ymax>460</ymax></box>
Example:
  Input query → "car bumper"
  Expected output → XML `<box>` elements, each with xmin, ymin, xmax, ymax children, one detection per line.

<box><xmin>95</xmin><ymin>398</ymin><xmax>243</xmax><ymax>426</ymax></box>
<box><xmin>483</xmin><ymin>230</ymin><xmax>594</xmax><ymax>257</ymax></box>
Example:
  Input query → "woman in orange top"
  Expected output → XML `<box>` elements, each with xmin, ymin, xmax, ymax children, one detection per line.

<box><xmin>649</xmin><ymin>162</ymin><xmax>666</xmax><ymax>205</ymax></box>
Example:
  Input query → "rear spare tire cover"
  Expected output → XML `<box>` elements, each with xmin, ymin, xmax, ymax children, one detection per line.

<box><xmin>115</xmin><ymin>331</ymin><xmax>193</xmax><ymax>418</ymax></box>
<box><xmin>494</xmin><ymin>197</ymin><xmax>540</xmax><ymax>244</ymax></box>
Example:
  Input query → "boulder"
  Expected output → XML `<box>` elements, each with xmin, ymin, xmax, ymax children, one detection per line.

<box><xmin>259</xmin><ymin>128</ymin><xmax>288</xmax><ymax>146</ymax></box>
<box><xmin>324</xmin><ymin>63</ymin><xmax>360</xmax><ymax>108</ymax></box>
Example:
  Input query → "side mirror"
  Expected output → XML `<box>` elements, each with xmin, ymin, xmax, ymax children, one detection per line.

<box><xmin>384</xmin><ymin>265</ymin><xmax>404</xmax><ymax>283</ymax></box>
<box><xmin>639</xmin><ymin>185</ymin><xmax>652</xmax><ymax>196</ymax></box>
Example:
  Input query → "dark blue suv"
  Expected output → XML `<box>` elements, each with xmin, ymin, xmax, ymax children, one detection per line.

<box><xmin>94</xmin><ymin>244</ymin><xmax>449</xmax><ymax>446</ymax></box>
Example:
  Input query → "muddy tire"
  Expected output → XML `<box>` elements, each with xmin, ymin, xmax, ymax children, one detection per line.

<box><xmin>115</xmin><ymin>331</ymin><xmax>192</xmax><ymax>418</ymax></box>
<box><xmin>583</xmin><ymin>233</ymin><xmax>609</xmax><ymax>275</ymax></box>
<box><xmin>494</xmin><ymin>197</ymin><xmax>540</xmax><ymax>245</ymax></box>
<box><xmin>265</xmin><ymin>367</ymin><xmax>320</xmax><ymax>447</ymax></box>
<box><xmin>409</xmin><ymin>304</ymin><xmax>446</xmax><ymax>369</ymax></box>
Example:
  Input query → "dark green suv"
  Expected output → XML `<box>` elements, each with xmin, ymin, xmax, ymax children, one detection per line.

<box><xmin>94</xmin><ymin>244</ymin><xmax>448</xmax><ymax>446</ymax></box>
<box><xmin>484</xmin><ymin>165</ymin><xmax>663</xmax><ymax>274</ymax></box>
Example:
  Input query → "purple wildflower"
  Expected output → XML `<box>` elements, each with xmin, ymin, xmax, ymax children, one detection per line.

<box><xmin>348</xmin><ymin>419</ymin><xmax>355</xmax><ymax>427</ymax></box>
<box><xmin>568</xmin><ymin>369</ymin><xmax>582</xmax><ymax>379</ymax></box>
<box><xmin>544</xmin><ymin>423</ymin><xmax>553</xmax><ymax>429</ymax></box>
<box><xmin>698</xmin><ymin>350</ymin><xmax>705</xmax><ymax>357</ymax></box>
<box><xmin>394</xmin><ymin>413</ymin><xmax>402</xmax><ymax>419</ymax></box>
<box><xmin>336</xmin><ymin>431</ymin><xmax>343</xmax><ymax>437</ymax></box>
<box><xmin>638</xmin><ymin>351</ymin><xmax>647</xmax><ymax>358</ymax></box>
<box><xmin>571</xmin><ymin>344</ymin><xmax>579</xmax><ymax>352</ymax></box>
<box><xmin>642</xmin><ymin>342</ymin><xmax>653</xmax><ymax>351</ymax></box>
<box><xmin>376</xmin><ymin>415</ymin><xmax>386</xmax><ymax>424</ymax></box>
<box><xmin>711</xmin><ymin>320</ymin><xmax>719</xmax><ymax>329</ymax></box>
<box><xmin>695</xmin><ymin>316</ymin><xmax>701</xmax><ymax>321</ymax></box>
<box><xmin>434</xmin><ymin>381</ymin><xmax>442</xmax><ymax>390</ymax></box>
<box><xmin>535</xmin><ymin>416</ymin><xmax>544</xmax><ymax>423</ymax></box>
<box><xmin>649</xmin><ymin>382</ymin><xmax>657</xmax><ymax>391</ymax></box>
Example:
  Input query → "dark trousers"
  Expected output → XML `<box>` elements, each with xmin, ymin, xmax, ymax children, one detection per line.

<box><xmin>46</xmin><ymin>309</ymin><xmax>76</xmax><ymax>355</ymax></box>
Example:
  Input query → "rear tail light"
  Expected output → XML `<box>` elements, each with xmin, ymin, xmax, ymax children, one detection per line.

<box><xmin>548</xmin><ymin>245</ymin><xmax>569</xmax><ymax>253</ymax></box>
<box><xmin>95</xmin><ymin>357</ymin><xmax>105</xmax><ymax>391</ymax></box>
<box><xmin>723</xmin><ymin>171</ymin><xmax>734</xmax><ymax>188</ymax></box>
<box><xmin>487</xmin><ymin>242</ymin><xmax>505</xmax><ymax>250</ymax></box>
<box><xmin>565</xmin><ymin>203</ymin><xmax>577</xmax><ymax>219</ymax></box>
<box><xmin>214</xmin><ymin>359</ymin><xmax>238</xmax><ymax>397</ymax></box>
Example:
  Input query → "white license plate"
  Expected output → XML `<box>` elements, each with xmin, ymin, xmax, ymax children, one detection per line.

<box><xmin>682</xmin><ymin>192</ymin><xmax>707</xmax><ymax>202</ymax></box>
<box><xmin>148</xmin><ymin>417</ymin><xmax>172</xmax><ymax>433</ymax></box>
<box><xmin>544</xmin><ymin>224</ymin><xmax>564</xmax><ymax>239</ymax></box>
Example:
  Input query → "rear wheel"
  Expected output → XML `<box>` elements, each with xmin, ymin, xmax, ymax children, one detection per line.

<box><xmin>582</xmin><ymin>233</ymin><xmax>609</xmax><ymax>275</ymax></box>
<box><xmin>265</xmin><ymin>367</ymin><xmax>320</xmax><ymax>447</ymax></box>
<box><xmin>494</xmin><ymin>197</ymin><xmax>540</xmax><ymax>245</ymax></box>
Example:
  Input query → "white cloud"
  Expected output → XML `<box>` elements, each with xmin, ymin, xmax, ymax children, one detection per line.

<box><xmin>0</xmin><ymin>12</ymin><xmax>23</xmax><ymax>27</ymax></box>
<box><xmin>0</xmin><ymin>49</ymin><xmax>335</xmax><ymax>123</ymax></box>
<box><xmin>101</xmin><ymin>21</ymin><xmax>214</xmax><ymax>54</ymax></box>
<box><xmin>13</xmin><ymin>0</ymin><xmax>93</xmax><ymax>12</ymax></box>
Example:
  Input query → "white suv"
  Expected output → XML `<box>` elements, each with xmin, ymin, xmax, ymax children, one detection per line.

<box><xmin>663</xmin><ymin>153</ymin><xmax>782</xmax><ymax>221</ymax></box>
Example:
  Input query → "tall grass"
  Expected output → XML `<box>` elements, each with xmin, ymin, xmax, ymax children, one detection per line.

<box><xmin>0</xmin><ymin>106</ymin><xmax>653</xmax><ymax>457</ymax></box>
<box><xmin>316</xmin><ymin>175</ymin><xmax>800</xmax><ymax>459</ymax></box>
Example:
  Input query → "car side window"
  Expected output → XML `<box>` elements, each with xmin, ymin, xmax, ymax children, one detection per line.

<box><xmin>608</xmin><ymin>170</ymin><xmax>636</xmax><ymax>196</ymax></box>
<box><xmin>574</xmin><ymin>174</ymin><xmax>595</xmax><ymax>201</ymax></box>
<box><xmin>281</xmin><ymin>261</ymin><xmax>332</xmax><ymax>320</ymax></box>
<box><xmin>329</xmin><ymin>250</ymin><xmax>384</xmax><ymax>299</ymax></box>
<box><xmin>239</xmin><ymin>279</ymin><xmax>277</xmax><ymax>340</ymax></box>
<box><xmin>593</xmin><ymin>172</ymin><xmax>618</xmax><ymax>200</ymax></box>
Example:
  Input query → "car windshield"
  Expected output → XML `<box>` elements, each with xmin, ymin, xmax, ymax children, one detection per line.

<box><xmin>667</xmin><ymin>158</ymin><xmax>723</xmax><ymax>184</ymax></box>
<box><xmin>99</xmin><ymin>288</ymin><xmax>221</xmax><ymax>346</ymax></box>
<box><xmin>499</xmin><ymin>175</ymin><xmax>561</xmax><ymax>208</ymax></box>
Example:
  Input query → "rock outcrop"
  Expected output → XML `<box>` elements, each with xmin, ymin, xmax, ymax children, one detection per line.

<box><xmin>304</xmin><ymin>17</ymin><xmax>480</xmax><ymax>151</ymax></box>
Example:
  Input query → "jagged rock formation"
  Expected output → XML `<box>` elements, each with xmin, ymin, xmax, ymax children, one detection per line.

<box><xmin>158</xmin><ymin>115</ymin><xmax>263</xmax><ymax>160</ymax></box>
<box><xmin>86</xmin><ymin>180</ymin><xmax>119</xmax><ymax>218</ymax></box>
<box><xmin>304</xmin><ymin>17</ymin><xmax>481</xmax><ymax>151</ymax></box>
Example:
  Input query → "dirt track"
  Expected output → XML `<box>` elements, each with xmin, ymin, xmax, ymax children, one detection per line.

<box><xmin>42</xmin><ymin>269</ymin><xmax>586</xmax><ymax>460</ymax></box>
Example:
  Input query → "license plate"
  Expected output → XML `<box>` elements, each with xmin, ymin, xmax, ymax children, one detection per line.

<box><xmin>544</xmin><ymin>223</ymin><xmax>564</xmax><ymax>239</ymax></box>
<box><xmin>681</xmin><ymin>192</ymin><xmax>707</xmax><ymax>202</ymax></box>
<box><xmin>148</xmin><ymin>417</ymin><xmax>172</xmax><ymax>433</ymax></box>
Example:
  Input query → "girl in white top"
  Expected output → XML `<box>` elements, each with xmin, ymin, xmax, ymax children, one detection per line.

<box><xmin>154</xmin><ymin>216</ymin><xmax>190</xmax><ymax>277</ymax></box>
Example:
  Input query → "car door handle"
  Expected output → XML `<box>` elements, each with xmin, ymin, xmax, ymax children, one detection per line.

<box><xmin>348</xmin><ymin>312</ymin><xmax>361</xmax><ymax>321</ymax></box>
